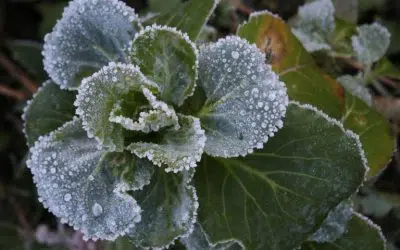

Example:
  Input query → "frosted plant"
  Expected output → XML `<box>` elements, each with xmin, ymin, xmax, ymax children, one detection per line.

<box><xmin>23</xmin><ymin>0</ymin><xmax>383</xmax><ymax>249</ymax></box>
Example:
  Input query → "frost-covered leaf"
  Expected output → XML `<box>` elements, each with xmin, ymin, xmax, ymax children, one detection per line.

<box><xmin>128</xmin><ymin>169</ymin><xmax>198</xmax><ymax>249</ymax></box>
<box><xmin>196</xmin><ymin>36</ymin><xmax>288</xmax><ymax>157</ymax></box>
<box><xmin>352</xmin><ymin>23</ymin><xmax>391</xmax><ymax>66</ymax></box>
<box><xmin>194</xmin><ymin>102</ymin><xmax>366</xmax><ymax>250</ymax></box>
<box><xmin>109</xmin><ymin>87</ymin><xmax>179</xmax><ymax>133</ymax></box>
<box><xmin>129</xmin><ymin>25</ymin><xmax>198</xmax><ymax>106</ymax></box>
<box><xmin>181</xmin><ymin>223</ymin><xmax>243</xmax><ymax>250</ymax></box>
<box><xmin>147</xmin><ymin>0</ymin><xmax>219</xmax><ymax>41</ymax></box>
<box><xmin>27</xmin><ymin>118</ymin><xmax>155</xmax><ymax>240</ymax></box>
<box><xmin>238</xmin><ymin>11</ymin><xmax>394</xmax><ymax>177</ymax></box>
<box><xmin>308</xmin><ymin>200</ymin><xmax>353</xmax><ymax>243</ymax></box>
<box><xmin>43</xmin><ymin>0</ymin><xmax>140</xmax><ymax>89</ymax></box>
<box><xmin>128</xmin><ymin>115</ymin><xmax>206</xmax><ymax>173</ymax></box>
<box><xmin>301</xmin><ymin>213</ymin><xmax>386</xmax><ymax>250</ymax></box>
<box><xmin>291</xmin><ymin>0</ymin><xmax>335</xmax><ymax>52</ymax></box>
<box><xmin>23</xmin><ymin>81</ymin><xmax>75</xmax><ymax>146</ymax></box>
<box><xmin>337</xmin><ymin>75</ymin><xmax>372</xmax><ymax>106</ymax></box>
<box><xmin>75</xmin><ymin>63</ymin><xmax>159</xmax><ymax>152</ymax></box>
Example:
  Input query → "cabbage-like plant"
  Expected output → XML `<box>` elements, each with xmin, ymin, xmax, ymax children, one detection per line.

<box><xmin>23</xmin><ymin>0</ymin><xmax>387</xmax><ymax>249</ymax></box>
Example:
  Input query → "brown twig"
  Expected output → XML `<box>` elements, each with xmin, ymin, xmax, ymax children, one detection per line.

<box><xmin>0</xmin><ymin>54</ymin><xmax>37</xmax><ymax>93</ymax></box>
<box><xmin>8</xmin><ymin>195</ymin><xmax>33</xmax><ymax>235</ymax></box>
<box><xmin>0</xmin><ymin>84</ymin><xmax>25</xmax><ymax>101</ymax></box>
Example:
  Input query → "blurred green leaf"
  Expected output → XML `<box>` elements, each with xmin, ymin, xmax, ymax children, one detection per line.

<box><xmin>373</xmin><ymin>57</ymin><xmax>400</xmax><ymax>80</ymax></box>
<box><xmin>7</xmin><ymin>40</ymin><xmax>46</xmax><ymax>82</ymax></box>
<box><xmin>332</xmin><ymin>0</ymin><xmax>358</xmax><ymax>23</ymax></box>
<box><xmin>36</xmin><ymin>1</ymin><xmax>68</xmax><ymax>38</ymax></box>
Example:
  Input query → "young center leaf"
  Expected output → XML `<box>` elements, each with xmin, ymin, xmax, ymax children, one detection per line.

<box><xmin>291</xmin><ymin>0</ymin><xmax>335</xmax><ymax>52</ymax></box>
<box><xmin>337</xmin><ymin>74</ymin><xmax>372</xmax><ymax>106</ymax></box>
<box><xmin>128</xmin><ymin>169</ymin><xmax>198</xmax><ymax>249</ymax></box>
<box><xmin>128</xmin><ymin>115</ymin><xmax>206</xmax><ymax>173</ymax></box>
<box><xmin>352</xmin><ymin>23</ymin><xmax>391</xmax><ymax>67</ymax></box>
<box><xmin>43</xmin><ymin>0</ymin><xmax>141</xmax><ymax>89</ymax></box>
<box><xmin>27</xmin><ymin>118</ymin><xmax>156</xmax><ymax>241</ymax></box>
<box><xmin>23</xmin><ymin>80</ymin><xmax>76</xmax><ymax>146</ymax></box>
<box><xmin>75</xmin><ymin>62</ymin><xmax>160</xmax><ymax>152</ymax></box>
<box><xmin>301</xmin><ymin>213</ymin><xmax>386</xmax><ymax>250</ymax></box>
<box><xmin>196</xmin><ymin>36</ymin><xmax>288</xmax><ymax>158</ymax></box>
<box><xmin>129</xmin><ymin>25</ymin><xmax>199</xmax><ymax>106</ymax></box>
<box><xmin>194</xmin><ymin>102</ymin><xmax>366</xmax><ymax>250</ymax></box>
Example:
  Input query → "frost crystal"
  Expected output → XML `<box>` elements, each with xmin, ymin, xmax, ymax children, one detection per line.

<box><xmin>43</xmin><ymin>0</ymin><xmax>140</xmax><ymax>89</ymax></box>
<box><xmin>27</xmin><ymin>118</ymin><xmax>144</xmax><ymax>240</ymax></box>
<box><xmin>291</xmin><ymin>0</ymin><xmax>335</xmax><ymax>52</ymax></box>
<box><xmin>128</xmin><ymin>115</ymin><xmax>206</xmax><ymax>173</ymax></box>
<box><xmin>198</xmin><ymin>36</ymin><xmax>288</xmax><ymax>157</ymax></box>
<box><xmin>352</xmin><ymin>23</ymin><xmax>391</xmax><ymax>66</ymax></box>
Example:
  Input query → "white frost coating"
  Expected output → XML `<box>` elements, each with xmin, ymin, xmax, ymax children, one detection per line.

<box><xmin>128</xmin><ymin>115</ymin><xmax>206</xmax><ymax>173</ymax></box>
<box><xmin>352</xmin><ymin>23</ymin><xmax>391</xmax><ymax>66</ymax></box>
<box><xmin>290</xmin><ymin>101</ymin><xmax>369</xmax><ymax>177</ymax></box>
<box><xmin>308</xmin><ymin>201</ymin><xmax>354</xmax><ymax>242</ymax></box>
<box><xmin>26</xmin><ymin>118</ymin><xmax>142</xmax><ymax>241</ymax></box>
<box><xmin>337</xmin><ymin>75</ymin><xmax>372</xmax><ymax>106</ymax></box>
<box><xmin>43</xmin><ymin>0</ymin><xmax>140</xmax><ymax>89</ymax></box>
<box><xmin>128</xmin><ymin>24</ymin><xmax>199</xmax><ymax>106</ymax></box>
<box><xmin>109</xmin><ymin>87</ymin><xmax>180</xmax><ymax>133</ymax></box>
<box><xmin>198</xmin><ymin>36</ymin><xmax>288</xmax><ymax>157</ymax></box>
<box><xmin>75</xmin><ymin>62</ymin><xmax>159</xmax><ymax>151</ymax></box>
<box><xmin>291</xmin><ymin>0</ymin><xmax>335</xmax><ymax>52</ymax></box>
<box><xmin>353</xmin><ymin>212</ymin><xmax>387</xmax><ymax>249</ymax></box>
<box><xmin>248</xmin><ymin>9</ymin><xmax>282</xmax><ymax>20</ymax></box>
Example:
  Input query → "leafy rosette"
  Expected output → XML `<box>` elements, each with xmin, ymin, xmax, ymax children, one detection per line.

<box><xmin>23</xmin><ymin>0</ymin><xmax>288</xmax><ymax>247</ymax></box>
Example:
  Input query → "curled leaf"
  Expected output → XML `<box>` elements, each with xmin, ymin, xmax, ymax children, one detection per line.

<box><xmin>43</xmin><ymin>0</ymin><xmax>140</xmax><ymax>89</ymax></box>
<box><xmin>75</xmin><ymin>62</ymin><xmax>159</xmax><ymax>151</ymax></box>
<box><xmin>128</xmin><ymin>169</ymin><xmax>199</xmax><ymax>249</ymax></box>
<box><xmin>291</xmin><ymin>0</ymin><xmax>335</xmax><ymax>52</ymax></box>
<box><xmin>352</xmin><ymin>23</ymin><xmax>391</xmax><ymax>66</ymax></box>
<box><xmin>129</xmin><ymin>24</ymin><xmax>199</xmax><ymax>106</ymax></box>
<box><xmin>197</xmin><ymin>36</ymin><xmax>288</xmax><ymax>157</ymax></box>
<box><xmin>27</xmin><ymin>118</ymin><xmax>155</xmax><ymax>240</ymax></box>
<box><xmin>128</xmin><ymin>115</ymin><xmax>206</xmax><ymax>173</ymax></box>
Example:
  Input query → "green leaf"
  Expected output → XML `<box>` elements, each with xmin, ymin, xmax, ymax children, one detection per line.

<box><xmin>352</xmin><ymin>23</ymin><xmax>391</xmax><ymax>66</ymax></box>
<box><xmin>128</xmin><ymin>169</ymin><xmax>198</xmax><ymax>249</ymax></box>
<box><xmin>129</xmin><ymin>25</ymin><xmax>198</xmax><ymax>106</ymax></box>
<box><xmin>373</xmin><ymin>57</ymin><xmax>400</xmax><ymax>80</ymax></box>
<box><xmin>43</xmin><ymin>0</ymin><xmax>141</xmax><ymax>89</ymax></box>
<box><xmin>7</xmin><ymin>40</ymin><xmax>46</xmax><ymax>81</ymax></box>
<box><xmin>128</xmin><ymin>115</ymin><xmax>206</xmax><ymax>173</ymax></box>
<box><xmin>331</xmin><ymin>18</ymin><xmax>357</xmax><ymax>55</ymax></box>
<box><xmin>75</xmin><ymin>63</ymin><xmax>159</xmax><ymax>152</ymax></box>
<box><xmin>291</xmin><ymin>0</ymin><xmax>335</xmax><ymax>52</ymax></box>
<box><xmin>147</xmin><ymin>0</ymin><xmax>219</xmax><ymax>41</ymax></box>
<box><xmin>337</xmin><ymin>74</ymin><xmax>372</xmax><ymax>106</ymax></box>
<box><xmin>194</xmin><ymin>102</ymin><xmax>366</xmax><ymax>250</ymax></box>
<box><xmin>27</xmin><ymin>118</ymin><xmax>154</xmax><ymax>241</ymax></box>
<box><xmin>332</xmin><ymin>0</ymin><xmax>358</xmax><ymax>23</ymax></box>
<box><xmin>196</xmin><ymin>36</ymin><xmax>288</xmax><ymax>157</ymax></box>
<box><xmin>36</xmin><ymin>1</ymin><xmax>68</xmax><ymax>38</ymax></box>
<box><xmin>181</xmin><ymin>223</ymin><xmax>243</xmax><ymax>250</ymax></box>
<box><xmin>237</xmin><ymin>11</ymin><xmax>394</xmax><ymax>177</ymax></box>
<box><xmin>23</xmin><ymin>80</ymin><xmax>75</xmax><ymax>146</ymax></box>
<box><xmin>103</xmin><ymin>237</ymin><xmax>139</xmax><ymax>250</ymax></box>
<box><xmin>301</xmin><ymin>213</ymin><xmax>386</xmax><ymax>250</ymax></box>
<box><xmin>308</xmin><ymin>200</ymin><xmax>353</xmax><ymax>242</ymax></box>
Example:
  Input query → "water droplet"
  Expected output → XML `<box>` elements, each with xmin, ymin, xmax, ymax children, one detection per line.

<box><xmin>92</xmin><ymin>203</ymin><xmax>103</xmax><ymax>217</ymax></box>
<box><xmin>231</xmin><ymin>51</ymin><xmax>239</xmax><ymax>59</ymax></box>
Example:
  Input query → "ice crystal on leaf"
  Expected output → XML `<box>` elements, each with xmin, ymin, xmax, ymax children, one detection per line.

<box><xmin>43</xmin><ymin>0</ymin><xmax>140</xmax><ymax>89</ymax></box>
<box><xmin>291</xmin><ymin>0</ymin><xmax>335</xmax><ymax>52</ymax></box>
<box><xmin>197</xmin><ymin>36</ymin><xmax>288</xmax><ymax>157</ymax></box>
